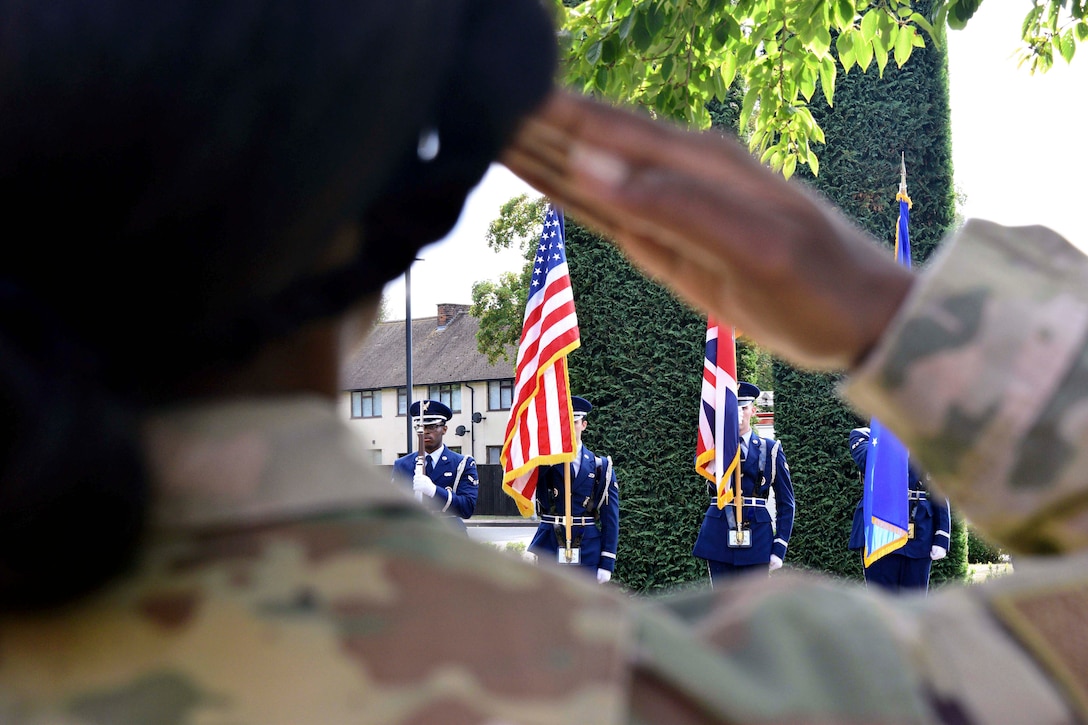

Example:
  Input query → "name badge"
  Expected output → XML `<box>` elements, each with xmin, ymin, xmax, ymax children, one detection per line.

<box><xmin>557</xmin><ymin>547</ymin><xmax>581</xmax><ymax>565</ymax></box>
<box><xmin>728</xmin><ymin>530</ymin><xmax>752</xmax><ymax>548</ymax></box>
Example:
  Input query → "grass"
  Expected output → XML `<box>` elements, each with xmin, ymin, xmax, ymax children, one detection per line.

<box><xmin>968</xmin><ymin>560</ymin><xmax>1014</xmax><ymax>584</ymax></box>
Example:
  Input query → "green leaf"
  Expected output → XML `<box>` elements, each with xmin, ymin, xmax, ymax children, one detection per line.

<box><xmin>836</xmin><ymin>30</ymin><xmax>856</xmax><ymax>71</ymax></box>
<box><xmin>618</xmin><ymin>11</ymin><xmax>636</xmax><ymax>40</ymax></box>
<box><xmin>872</xmin><ymin>33</ymin><xmax>888</xmax><ymax>76</ymax></box>
<box><xmin>895</xmin><ymin>24</ymin><xmax>915</xmax><ymax>67</ymax></box>
<box><xmin>799</xmin><ymin>64</ymin><xmax>817</xmax><ymax>101</ymax></box>
<box><xmin>819</xmin><ymin>54</ymin><xmax>836</xmax><ymax>104</ymax></box>
<box><xmin>782</xmin><ymin>153</ymin><xmax>798</xmax><ymax>179</ymax></box>
<box><xmin>855</xmin><ymin>33</ymin><xmax>874</xmax><ymax>71</ymax></box>
<box><xmin>712</xmin><ymin>18</ymin><xmax>730</xmax><ymax>49</ymax></box>
<box><xmin>720</xmin><ymin>51</ymin><xmax>738</xmax><ymax>88</ymax></box>
<box><xmin>586</xmin><ymin>40</ymin><xmax>602</xmax><ymax>65</ymax></box>
<box><xmin>860</xmin><ymin>9</ymin><xmax>879</xmax><ymax>42</ymax></box>
<box><xmin>1077</xmin><ymin>21</ymin><xmax>1088</xmax><ymax>43</ymax></box>
<box><xmin>810</xmin><ymin>23</ymin><xmax>833</xmax><ymax>59</ymax></box>
<box><xmin>595</xmin><ymin>64</ymin><xmax>610</xmax><ymax>89</ymax></box>
<box><xmin>1060</xmin><ymin>28</ymin><xmax>1077</xmax><ymax>63</ymax></box>
<box><xmin>632</xmin><ymin>9</ymin><xmax>653</xmax><ymax>51</ymax></box>
<box><xmin>661</xmin><ymin>55</ymin><xmax>675</xmax><ymax>81</ymax></box>
<box><xmin>645</xmin><ymin>2</ymin><xmax>666</xmax><ymax>37</ymax></box>
<box><xmin>834</xmin><ymin>0</ymin><xmax>854</xmax><ymax>28</ymax></box>
<box><xmin>602</xmin><ymin>34</ymin><xmax>621</xmax><ymax>64</ymax></box>
<box><xmin>909</xmin><ymin>11</ymin><xmax>936</xmax><ymax>41</ymax></box>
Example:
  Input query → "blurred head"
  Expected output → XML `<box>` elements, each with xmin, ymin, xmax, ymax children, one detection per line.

<box><xmin>571</xmin><ymin>396</ymin><xmax>592</xmax><ymax>444</ymax></box>
<box><xmin>0</xmin><ymin>0</ymin><xmax>556</xmax><ymax>609</ymax></box>
<box><xmin>737</xmin><ymin>382</ymin><xmax>760</xmax><ymax>435</ymax></box>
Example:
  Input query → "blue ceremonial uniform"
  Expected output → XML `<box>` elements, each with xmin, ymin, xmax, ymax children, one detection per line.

<box><xmin>692</xmin><ymin>429</ymin><xmax>795</xmax><ymax>578</ymax></box>
<box><xmin>393</xmin><ymin>445</ymin><xmax>479</xmax><ymax>534</ymax></box>
<box><xmin>848</xmin><ymin>427</ymin><xmax>951</xmax><ymax>593</ymax></box>
<box><xmin>529</xmin><ymin>444</ymin><xmax>620</xmax><ymax>577</ymax></box>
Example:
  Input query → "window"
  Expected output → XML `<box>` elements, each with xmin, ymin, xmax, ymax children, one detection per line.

<box><xmin>368</xmin><ymin>449</ymin><xmax>383</xmax><ymax>465</ymax></box>
<box><xmin>397</xmin><ymin>387</ymin><xmax>407</xmax><ymax>416</ymax></box>
<box><xmin>446</xmin><ymin>445</ymin><xmax>462</xmax><ymax>454</ymax></box>
<box><xmin>427</xmin><ymin>384</ymin><xmax>461</xmax><ymax>413</ymax></box>
<box><xmin>488</xmin><ymin>379</ymin><xmax>514</xmax><ymax>411</ymax></box>
<box><xmin>350</xmin><ymin>390</ymin><xmax>382</xmax><ymax>418</ymax></box>
<box><xmin>486</xmin><ymin>446</ymin><xmax>503</xmax><ymax>464</ymax></box>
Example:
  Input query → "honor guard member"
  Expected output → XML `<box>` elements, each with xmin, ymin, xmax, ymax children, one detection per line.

<box><xmin>392</xmin><ymin>400</ymin><xmax>479</xmax><ymax>534</ymax></box>
<box><xmin>848</xmin><ymin>426</ymin><xmax>951</xmax><ymax>593</ymax></box>
<box><xmin>693</xmin><ymin>381</ymin><xmax>795</xmax><ymax>584</ymax></box>
<box><xmin>528</xmin><ymin>396</ymin><xmax>620</xmax><ymax>583</ymax></box>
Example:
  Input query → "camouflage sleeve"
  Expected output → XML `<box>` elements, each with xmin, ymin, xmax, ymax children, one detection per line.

<box><xmin>841</xmin><ymin>220</ymin><xmax>1088</xmax><ymax>554</ymax></box>
<box><xmin>627</xmin><ymin>567</ymin><xmax>1078</xmax><ymax>724</ymax></box>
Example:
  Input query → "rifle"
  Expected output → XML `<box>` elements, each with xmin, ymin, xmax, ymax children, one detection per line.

<box><xmin>414</xmin><ymin>400</ymin><xmax>429</xmax><ymax>502</ymax></box>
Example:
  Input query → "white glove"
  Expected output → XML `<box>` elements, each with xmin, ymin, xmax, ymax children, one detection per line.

<box><xmin>596</xmin><ymin>568</ymin><xmax>612</xmax><ymax>584</ymax></box>
<box><xmin>413</xmin><ymin>474</ymin><xmax>437</xmax><ymax>498</ymax></box>
<box><xmin>768</xmin><ymin>555</ymin><xmax>783</xmax><ymax>572</ymax></box>
<box><xmin>930</xmin><ymin>545</ymin><xmax>947</xmax><ymax>561</ymax></box>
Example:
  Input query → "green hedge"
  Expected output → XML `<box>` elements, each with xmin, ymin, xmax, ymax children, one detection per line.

<box><xmin>779</xmin><ymin>0</ymin><xmax>967</xmax><ymax>585</ymax></box>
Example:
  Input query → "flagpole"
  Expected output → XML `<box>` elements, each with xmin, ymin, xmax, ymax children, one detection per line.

<box><xmin>734</xmin><ymin>457</ymin><xmax>743</xmax><ymax>528</ymax></box>
<box><xmin>564</xmin><ymin>462</ymin><xmax>573</xmax><ymax>562</ymax></box>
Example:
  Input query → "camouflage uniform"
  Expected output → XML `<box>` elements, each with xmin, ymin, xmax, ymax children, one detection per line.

<box><xmin>1</xmin><ymin>221</ymin><xmax>1085</xmax><ymax>722</ymax></box>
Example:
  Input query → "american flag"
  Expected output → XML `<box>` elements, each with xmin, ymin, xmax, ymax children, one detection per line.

<box><xmin>695</xmin><ymin>319</ymin><xmax>740</xmax><ymax>509</ymax></box>
<box><xmin>500</xmin><ymin>203</ymin><xmax>581</xmax><ymax>517</ymax></box>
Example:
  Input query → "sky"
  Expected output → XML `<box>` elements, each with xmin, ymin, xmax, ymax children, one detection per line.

<box><xmin>382</xmin><ymin>3</ymin><xmax>1088</xmax><ymax>320</ymax></box>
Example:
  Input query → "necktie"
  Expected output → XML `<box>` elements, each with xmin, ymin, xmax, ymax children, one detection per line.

<box><xmin>741</xmin><ymin>439</ymin><xmax>749</xmax><ymax>460</ymax></box>
<box><xmin>425</xmin><ymin>456</ymin><xmax>434</xmax><ymax>477</ymax></box>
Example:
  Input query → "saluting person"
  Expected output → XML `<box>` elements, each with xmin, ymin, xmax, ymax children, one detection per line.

<box><xmin>693</xmin><ymin>381</ymin><xmax>795</xmax><ymax>584</ymax></box>
<box><xmin>392</xmin><ymin>400</ymin><xmax>479</xmax><ymax>533</ymax></box>
<box><xmin>848</xmin><ymin>426</ymin><xmax>951</xmax><ymax>593</ymax></box>
<box><xmin>529</xmin><ymin>396</ymin><xmax>620</xmax><ymax>583</ymax></box>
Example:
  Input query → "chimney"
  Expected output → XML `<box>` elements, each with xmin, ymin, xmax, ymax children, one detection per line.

<box><xmin>437</xmin><ymin>303</ymin><xmax>470</xmax><ymax>329</ymax></box>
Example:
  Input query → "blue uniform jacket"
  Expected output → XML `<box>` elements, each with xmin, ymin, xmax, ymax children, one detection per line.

<box><xmin>528</xmin><ymin>445</ymin><xmax>620</xmax><ymax>572</ymax></box>
<box><xmin>392</xmin><ymin>446</ymin><xmax>478</xmax><ymax>532</ymax></box>
<box><xmin>848</xmin><ymin>427</ymin><xmax>951</xmax><ymax>558</ymax></box>
<box><xmin>692</xmin><ymin>432</ymin><xmax>795</xmax><ymax>566</ymax></box>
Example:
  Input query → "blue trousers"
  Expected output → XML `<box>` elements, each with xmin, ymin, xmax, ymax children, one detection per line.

<box><xmin>863</xmin><ymin>553</ymin><xmax>932</xmax><ymax>594</ymax></box>
<box><xmin>707</xmin><ymin>560</ymin><xmax>766</xmax><ymax>587</ymax></box>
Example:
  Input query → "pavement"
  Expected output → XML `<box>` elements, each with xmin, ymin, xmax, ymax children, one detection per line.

<box><xmin>465</xmin><ymin>516</ymin><xmax>538</xmax><ymax>549</ymax></box>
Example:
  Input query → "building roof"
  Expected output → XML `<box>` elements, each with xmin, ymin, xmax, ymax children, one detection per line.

<box><xmin>340</xmin><ymin>304</ymin><xmax>517</xmax><ymax>390</ymax></box>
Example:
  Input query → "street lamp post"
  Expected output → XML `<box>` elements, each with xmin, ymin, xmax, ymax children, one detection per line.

<box><xmin>404</xmin><ymin>267</ymin><xmax>414</xmax><ymax>454</ymax></box>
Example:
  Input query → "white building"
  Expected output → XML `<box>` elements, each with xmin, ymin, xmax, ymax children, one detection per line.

<box><xmin>340</xmin><ymin>303</ymin><xmax>517</xmax><ymax>466</ymax></box>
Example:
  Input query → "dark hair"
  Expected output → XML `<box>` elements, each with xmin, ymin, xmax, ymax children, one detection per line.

<box><xmin>0</xmin><ymin>0</ymin><xmax>555</xmax><ymax>608</ymax></box>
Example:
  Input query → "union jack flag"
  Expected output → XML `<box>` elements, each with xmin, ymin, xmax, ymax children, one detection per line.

<box><xmin>695</xmin><ymin>319</ymin><xmax>740</xmax><ymax>509</ymax></box>
<box><xmin>500</xmin><ymin>203</ymin><xmax>581</xmax><ymax>517</ymax></box>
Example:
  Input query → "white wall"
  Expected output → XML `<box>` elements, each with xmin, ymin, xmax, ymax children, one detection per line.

<box><xmin>343</xmin><ymin>382</ymin><xmax>515</xmax><ymax>465</ymax></box>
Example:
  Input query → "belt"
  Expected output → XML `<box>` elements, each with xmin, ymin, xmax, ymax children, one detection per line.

<box><xmin>908</xmin><ymin>491</ymin><xmax>928</xmax><ymax>501</ymax></box>
<box><xmin>709</xmin><ymin>496</ymin><xmax>768</xmax><ymax>506</ymax></box>
<box><xmin>540</xmin><ymin>514</ymin><xmax>595</xmax><ymax>526</ymax></box>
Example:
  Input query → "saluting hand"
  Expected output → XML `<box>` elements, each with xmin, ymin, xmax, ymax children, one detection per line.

<box><xmin>503</xmin><ymin>90</ymin><xmax>914</xmax><ymax>372</ymax></box>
